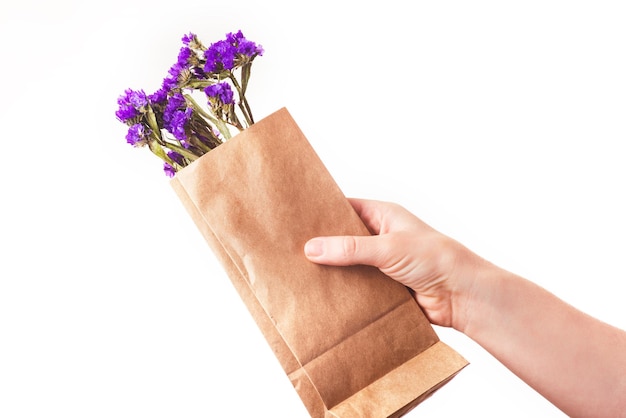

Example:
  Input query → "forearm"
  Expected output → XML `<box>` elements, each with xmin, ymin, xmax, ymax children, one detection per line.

<box><xmin>455</xmin><ymin>263</ymin><xmax>626</xmax><ymax>418</ymax></box>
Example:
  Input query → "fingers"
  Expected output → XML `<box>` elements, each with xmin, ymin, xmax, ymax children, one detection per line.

<box><xmin>304</xmin><ymin>235</ymin><xmax>387</xmax><ymax>268</ymax></box>
<box><xmin>346</xmin><ymin>198</ymin><xmax>389</xmax><ymax>235</ymax></box>
<box><xmin>347</xmin><ymin>198</ymin><xmax>419</xmax><ymax>235</ymax></box>
<box><xmin>304</xmin><ymin>198</ymin><xmax>425</xmax><ymax>269</ymax></box>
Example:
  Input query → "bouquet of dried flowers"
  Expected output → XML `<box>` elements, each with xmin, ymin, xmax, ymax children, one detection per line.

<box><xmin>115</xmin><ymin>30</ymin><xmax>263</xmax><ymax>177</ymax></box>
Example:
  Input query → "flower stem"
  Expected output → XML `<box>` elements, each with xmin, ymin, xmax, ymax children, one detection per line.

<box><xmin>184</xmin><ymin>93</ymin><xmax>233</xmax><ymax>140</ymax></box>
<box><xmin>162</xmin><ymin>141</ymin><xmax>199</xmax><ymax>161</ymax></box>
<box><xmin>229</xmin><ymin>74</ymin><xmax>254</xmax><ymax>127</ymax></box>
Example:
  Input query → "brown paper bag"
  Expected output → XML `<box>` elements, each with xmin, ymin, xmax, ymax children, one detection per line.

<box><xmin>170</xmin><ymin>107</ymin><xmax>468</xmax><ymax>417</ymax></box>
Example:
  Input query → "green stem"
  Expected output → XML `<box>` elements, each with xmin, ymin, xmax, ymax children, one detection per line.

<box><xmin>185</xmin><ymin>79</ymin><xmax>213</xmax><ymax>89</ymax></box>
<box><xmin>162</xmin><ymin>141</ymin><xmax>199</xmax><ymax>161</ymax></box>
<box><xmin>190</xmin><ymin>127</ymin><xmax>216</xmax><ymax>153</ymax></box>
<box><xmin>184</xmin><ymin>93</ymin><xmax>233</xmax><ymax>140</ymax></box>
<box><xmin>145</xmin><ymin>106</ymin><xmax>161</xmax><ymax>136</ymax></box>
<box><xmin>239</xmin><ymin>63</ymin><xmax>255</xmax><ymax>125</ymax></box>
<box><xmin>191</xmin><ymin>136</ymin><xmax>212</xmax><ymax>154</ymax></box>
<box><xmin>229</xmin><ymin>74</ymin><xmax>254</xmax><ymax>127</ymax></box>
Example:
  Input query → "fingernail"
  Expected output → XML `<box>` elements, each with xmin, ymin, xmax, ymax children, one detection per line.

<box><xmin>304</xmin><ymin>238</ymin><xmax>324</xmax><ymax>257</ymax></box>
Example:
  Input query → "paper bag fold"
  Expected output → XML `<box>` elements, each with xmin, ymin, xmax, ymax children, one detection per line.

<box><xmin>171</xmin><ymin>107</ymin><xmax>467</xmax><ymax>417</ymax></box>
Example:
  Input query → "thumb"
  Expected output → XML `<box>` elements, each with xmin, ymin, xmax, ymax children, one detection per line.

<box><xmin>304</xmin><ymin>235</ymin><xmax>386</xmax><ymax>268</ymax></box>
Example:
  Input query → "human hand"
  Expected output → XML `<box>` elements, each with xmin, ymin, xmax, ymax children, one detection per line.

<box><xmin>307</xmin><ymin>199</ymin><xmax>626</xmax><ymax>418</ymax></box>
<box><xmin>304</xmin><ymin>198</ymin><xmax>487</xmax><ymax>329</ymax></box>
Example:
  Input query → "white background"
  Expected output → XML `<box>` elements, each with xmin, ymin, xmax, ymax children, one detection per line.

<box><xmin>1</xmin><ymin>1</ymin><xmax>624</xmax><ymax>417</ymax></box>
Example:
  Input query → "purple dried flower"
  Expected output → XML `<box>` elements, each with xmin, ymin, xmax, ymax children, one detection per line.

<box><xmin>117</xmin><ymin>30</ymin><xmax>262</xmax><ymax>176</ymax></box>
<box><xmin>169</xmin><ymin>47</ymin><xmax>192</xmax><ymax>78</ymax></box>
<box><xmin>128</xmin><ymin>89</ymin><xmax>148</xmax><ymax>108</ymax></box>
<box><xmin>126</xmin><ymin>123</ymin><xmax>150</xmax><ymax>146</ymax></box>
<box><xmin>182</xmin><ymin>32</ymin><xmax>204</xmax><ymax>51</ymax></box>
<box><xmin>228</xmin><ymin>30</ymin><xmax>264</xmax><ymax>57</ymax></box>
<box><xmin>163</xmin><ymin>93</ymin><xmax>192</xmax><ymax>144</ymax></box>
<box><xmin>164</xmin><ymin>92</ymin><xmax>186</xmax><ymax>116</ymax></box>
<box><xmin>161</xmin><ymin>76</ymin><xmax>178</xmax><ymax>94</ymax></box>
<box><xmin>164</xmin><ymin>151</ymin><xmax>184</xmax><ymax>177</ymax></box>
<box><xmin>167</xmin><ymin>150</ymin><xmax>184</xmax><ymax>165</ymax></box>
<box><xmin>115</xmin><ymin>88</ymin><xmax>148</xmax><ymax>122</ymax></box>
<box><xmin>203</xmin><ymin>30</ymin><xmax>262</xmax><ymax>73</ymax></box>
<box><xmin>204</xmin><ymin>82</ymin><xmax>235</xmax><ymax>105</ymax></box>
<box><xmin>169</xmin><ymin>108</ymin><xmax>193</xmax><ymax>143</ymax></box>
<box><xmin>163</xmin><ymin>162</ymin><xmax>176</xmax><ymax>178</ymax></box>
<box><xmin>191</xmin><ymin>66</ymin><xmax>207</xmax><ymax>79</ymax></box>
<box><xmin>182</xmin><ymin>32</ymin><xmax>196</xmax><ymax>46</ymax></box>
<box><xmin>115</xmin><ymin>104</ymin><xmax>138</xmax><ymax>122</ymax></box>
<box><xmin>204</xmin><ymin>39</ymin><xmax>236</xmax><ymax>72</ymax></box>
<box><xmin>148</xmin><ymin>87</ymin><xmax>168</xmax><ymax>105</ymax></box>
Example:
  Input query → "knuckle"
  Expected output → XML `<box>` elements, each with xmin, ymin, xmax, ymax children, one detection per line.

<box><xmin>342</xmin><ymin>236</ymin><xmax>358</xmax><ymax>260</ymax></box>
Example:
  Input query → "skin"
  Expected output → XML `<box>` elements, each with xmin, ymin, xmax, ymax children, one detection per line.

<box><xmin>304</xmin><ymin>198</ymin><xmax>626</xmax><ymax>418</ymax></box>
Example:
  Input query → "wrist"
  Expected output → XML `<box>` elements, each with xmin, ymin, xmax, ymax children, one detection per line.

<box><xmin>450</xmin><ymin>250</ymin><xmax>503</xmax><ymax>335</ymax></box>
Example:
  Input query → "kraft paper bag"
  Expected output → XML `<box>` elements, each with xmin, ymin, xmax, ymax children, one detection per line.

<box><xmin>170</xmin><ymin>107</ymin><xmax>468</xmax><ymax>417</ymax></box>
